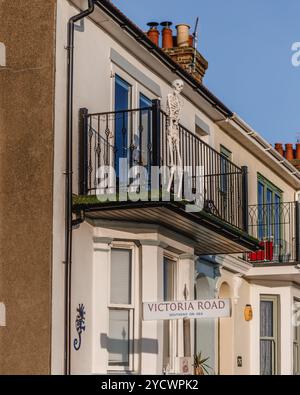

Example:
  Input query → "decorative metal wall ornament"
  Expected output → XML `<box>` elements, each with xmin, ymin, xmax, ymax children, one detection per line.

<box><xmin>166</xmin><ymin>79</ymin><xmax>184</xmax><ymax>197</ymax></box>
<box><xmin>73</xmin><ymin>303</ymin><xmax>86</xmax><ymax>351</ymax></box>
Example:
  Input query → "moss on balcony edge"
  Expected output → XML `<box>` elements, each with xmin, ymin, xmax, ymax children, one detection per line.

<box><xmin>72</xmin><ymin>194</ymin><xmax>259</xmax><ymax>245</ymax></box>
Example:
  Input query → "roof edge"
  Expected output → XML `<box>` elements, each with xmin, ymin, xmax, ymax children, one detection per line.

<box><xmin>95</xmin><ymin>0</ymin><xmax>234</xmax><ymax>118</ymax></box>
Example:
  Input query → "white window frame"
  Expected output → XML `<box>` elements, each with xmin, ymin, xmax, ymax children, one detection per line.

<box><xmin>293</xmin><ymin>298</ymin><xmax>300</xmax><ymax>375</ymax></box>
<box><xmin>260</xmin><ymin>294</ymin><xmax>280</xmax><ymax>375</ymax></box>
<box><xmin>163</xmin><ymin>252</ymin><xmax>178</xmax><ymax>373</ymax></box>
<box><xmin>107</xmin><ymin>242</ymin><xmax>136</xmax><ymax>372</ymax></box>
<box><xmin>111</xmin><ymin>66</ymin><xmax>159</xmax><ymax>178</ymax></box>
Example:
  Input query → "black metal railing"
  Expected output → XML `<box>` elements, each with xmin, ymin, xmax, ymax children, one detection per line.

<box><xmin>79</xmin><ymin>101</ymin><xmax>247</xmax><ymax>230</ymax></box>
<box><xmin>246</xmin><ymin>202</ymin><xmax>299</xmax><ymax>264</ymax></box>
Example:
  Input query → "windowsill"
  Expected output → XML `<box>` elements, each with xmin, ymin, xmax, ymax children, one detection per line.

<box><xmin>107</xmin><ymin>370</ymin><xmax>135</xmax><ymax>375</ymax></box>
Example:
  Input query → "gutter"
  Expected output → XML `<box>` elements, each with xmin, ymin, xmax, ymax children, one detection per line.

<box><xmin>65</xmin><ymin>0</ymin><xmax>95</xmax><ymax>376</ymax></box>
<box><xmin>231</xmin><ymin>114</ymin><xmax>300</xmax><ymax>182</ymax></box>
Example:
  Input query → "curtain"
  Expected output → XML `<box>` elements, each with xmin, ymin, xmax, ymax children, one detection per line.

<box><xmin>260</xmin><ymin>300</ymin><xmax>274</xmax><ymax>375</ymax></box>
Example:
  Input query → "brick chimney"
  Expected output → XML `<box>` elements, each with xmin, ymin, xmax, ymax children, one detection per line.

<box><xmin>158</xmin><ymin>21</ymin><xmax>208</xmax><ymax>83</ymax></box>
<box><xmin>274</xmin><ymin>142</ymin><xmax>300</xmax><ymax>170</ymax></box>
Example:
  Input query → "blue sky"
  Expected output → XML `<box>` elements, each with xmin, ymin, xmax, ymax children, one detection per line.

<box><xmin>112</xmin><ymin>0</ymin><xmax>300</xmax><ymax>144</ymax></box>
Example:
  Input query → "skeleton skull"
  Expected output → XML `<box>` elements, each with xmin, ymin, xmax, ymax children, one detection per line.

<box><xmin>172</xmin><ymin>79</ymin><xmax>184</xmax><ymax>93</ymax></box>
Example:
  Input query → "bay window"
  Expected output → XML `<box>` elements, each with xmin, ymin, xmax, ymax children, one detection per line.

<box><xmin>260</xmin><ymin>295</ymin><xmax>280</xmax><ymax>375</ymax></box>
<box><xmin>163</xmin><ymin>256</ymin><xmax>176</xmax><ymax>372</ymax></box>
<box><xmin>293</xmin><ymin>299</ymin><xmax>300</xmax><ymax>375</ymax></box>
<box><xmin>108</xmin><ymin>248</ymin><xmax>134</xmax><ymax>370</ymax></box>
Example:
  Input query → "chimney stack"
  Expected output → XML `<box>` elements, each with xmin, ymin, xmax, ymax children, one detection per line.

<box><xmin>147</xmin><ymin>22</ymin><xmax>159</xmax><ymax>46</ymax></box>
<box><xmin>146</xmin><ymin>19</ymin><xmax>208</xmax><ymax>83</ymax></box>
<box><xmin>274</xmin><ymin>142</ymin><xmax>300</xmax><ymax>170</ymax></box>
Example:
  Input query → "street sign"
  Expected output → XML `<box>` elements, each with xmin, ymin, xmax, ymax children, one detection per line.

<box><xmin>143</xmin><ymin>298</ymin><xmax>231</xmax><ymax>321</ymax></box>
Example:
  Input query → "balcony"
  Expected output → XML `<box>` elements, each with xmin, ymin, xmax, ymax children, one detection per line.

<box><xmin>73</xmin><ymin>101</ymin><xmax>259</xmax><ymax>255</ymax></box>
<box><xmin>246</xmin><ymin>202</ymin><xmax>300</xmax><ymax>266</ymax></box>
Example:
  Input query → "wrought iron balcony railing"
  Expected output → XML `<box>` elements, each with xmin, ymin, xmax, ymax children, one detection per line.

<box><xmin>78</xmin><ymin>101</ymin><xmax>248</xmax><ymax>231</ymax></box>
<box><xmin>246</xmin><ymin>202</ymin><xmax>300</xmax><ymax>264</ymax></box>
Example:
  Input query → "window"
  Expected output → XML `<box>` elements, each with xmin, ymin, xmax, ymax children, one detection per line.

<box><xmin>139</xmin><ymin>94</ymin><xmax>152</xmax><ymax>170</ymax></box>
<box><xmin>108</xmin><ymin>248</ymin><xmax>134</xmax><ymax>370</ymax></box>
<box><xmin>195</xmin><ymin>115</ymin><xmax>210</xmax><ymax>138</ymax></box>
<box><xmin>163</xmin><ymin>257</ymin><xmax>176</xmax><ymax>371</ymax></box>
<box><xmin>293</xmin><ymin>299</ymin><xmax>300</xmax><ymax>375</ymax></box>
<box><xmin>257</xmin><ymin>175</ymin><xmax>282</xmax><ymax>243</ymax></box>
<box><xmin>220</xmin><ymin>146</ymin><xmax>232</xmax><ymax>193</ymax></box>
<box><xmin>115</xmin><ymin>75</ymin><xmax>132</xmax><ymax>177</ymax></box>
<box><xmin>110</xmin><ymin>249</ymin><xmax>132</xmax><ymax>305</ymax></box>
<box><xmin>220</xmin><ymin>145</ymin><xmax>232</xmax><ymax>161</ymax></box>
<box><xmin>260</xmin><ymin>295</ymin><xmax>280</xmax><ymax>375</ymax></box>
<box><xmin>220</xmin><ymin>146</ymin><xmax>232</xmax><ymax>221</ymax></box>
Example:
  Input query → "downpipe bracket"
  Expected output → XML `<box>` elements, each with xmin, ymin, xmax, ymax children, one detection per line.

<box><xmin>72</xmin><ymin>210</ymin><xmax>85</xmax><ymax>229</ymax></box>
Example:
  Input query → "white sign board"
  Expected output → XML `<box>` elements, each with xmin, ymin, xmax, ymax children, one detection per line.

<box><xmin>143</xmin><ymin>298</ymin><xmax>231</xmax><ymax>321</ymax></box>
<box><xmin>0</xmin><ymin>43</ymin><xmax>6</xmax><ymax>67</ymax></box>
<box><xmin>0</xmin><ymin>303</ymin><xmax>6</xmax><ymax>327</ymax></box>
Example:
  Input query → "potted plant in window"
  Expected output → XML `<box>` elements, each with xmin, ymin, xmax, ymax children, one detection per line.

<box><xmin>193</xmin><ymin>352</ymin><xmax>211</xmax><ymax>375</ymax></box>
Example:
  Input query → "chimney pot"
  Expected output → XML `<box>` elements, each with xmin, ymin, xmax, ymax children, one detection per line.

<box><xmin>147</xmin><ymin>22</ymin><xmax>160</xmax><ymax>46</ymax></box>
<box><xmin>296</xmin><ymin>143</ymin><xmax>300</xmax><ymax>160</ymax></box>
<box><xmin>176</xmin><ymin>24</ymin><xmax>191</xmax><ymax>47</ymax></box>
<box><xmin>161</xmin><ymin>21</ymin><xmax>173</xmax><ymax>49</ymax></box>
<box><xmin>285</xmin><ymin>143</ymin><xmax>294</xmax><ymax>160</ymax></box>
<box><xmin>274</xmin><ymin>143</ymin><xmax>284</xmax><ymax>156</ymax></box>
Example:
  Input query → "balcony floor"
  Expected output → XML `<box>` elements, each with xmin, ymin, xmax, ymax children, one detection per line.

<box><xmin>73</xmin><ymin>197</ymin><xmax>259</xmax><ymax>256</ymax></box>
<box><xmin>246</xmin><ymin>264</ymin><xmax>300</xmax><ymax>286</ymax></box>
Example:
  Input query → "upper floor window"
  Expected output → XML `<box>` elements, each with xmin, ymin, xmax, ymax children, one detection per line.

<box><xmin>220</xmin><ymin>145</ymin><xmax>232</xmax><ymax>161</ymax></box>
<box><xmin>139</xmin><ymin>94</ymin><xmax>152</xmax><ymax>168</ymax></box>
<box><xmin>257</xmin><ymin>174</ymin><xmax>282</xmax><ymax>241</ymax></box>
<box><xmin>114</xmin><ymin>75</ymin><xmax>132</xmax><ymax>177</ymax></box>
<box><xmin>220</xmin><ymin>145</ymin><xmax>232</xmax><ymax>195</ymax></box>
<box><xmin>257</xmin><ymin>175</ymin><xmax>282</xmax><ymax>205</ymax></box>
<box><xmin>195</xmin><ymin>115</ymin><xmax>210</xmax><ymax>139</ymax></box>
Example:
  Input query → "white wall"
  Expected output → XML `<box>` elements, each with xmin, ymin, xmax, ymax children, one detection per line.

<box><xmin>216</xmin><ymin>269</ymin><xmax>252</xmax><ymax>375</ymax></box>
<box><xmin>68</xmin><ymin>219</ymin><xmax>196</xmax><ymax>374</ymax></box>
<box><xmin>71</xmin><ymin>222</ymin><xmax>94</xmax><ymax>374</ymax></box>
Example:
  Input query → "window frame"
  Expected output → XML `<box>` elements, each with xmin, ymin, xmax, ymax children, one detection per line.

<box><xmin>257</xmin><ymin>174</ymin><xmax>283</xmax><ymax>205</ymax></box>
<box><xmin>138</xmin><ymin>92</ymin><xmax>153</xmax><ymax>169</ymax></box>
<box><xmin>219</xmin><ymin>145</ymin><xmax>233</xmax><ymax>222</ymax></box>
<box><xmin>293</xmin><ymin>298</ymin><xmax>300</xmax><ymax>375</ymax></box>
<box><xmin>220</xmin><ymin>145</ymin><xmax>232</xmax><ymax>161</ymax></box>
<box><xmin>162</xmin><ymin>253</ymin><xmax>178</xmax><ymax>373</ymax></box>
<box><xmin>257</xmin><ymin>174</ymin><xmax>283</xmax><ymax>242</ymax></box>
<box><xmin>107</xmin><ymin>243</ymin><xmax>136</xmax><ymax>372</ymax></box>
<box><xmin>260</xmin><ymin>294</ymin><xmax>280</xmax><ymax>375</ymax></box>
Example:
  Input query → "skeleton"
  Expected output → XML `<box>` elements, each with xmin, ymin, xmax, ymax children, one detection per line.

<box><xmin>166</xmin><ymin>79</ymin><xmax>184</xmax><ymax>196</ymax></box>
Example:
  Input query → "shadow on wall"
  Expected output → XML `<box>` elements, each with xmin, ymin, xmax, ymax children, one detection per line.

<box><xmin>194</xmin><ymin>258</ymin><xmax>220</xmax><ymax>375</ymax></box>
<box><xmin>100</xmin><ymin>333</ymin><xmax>159</xmax><ymax>354</ymax></box>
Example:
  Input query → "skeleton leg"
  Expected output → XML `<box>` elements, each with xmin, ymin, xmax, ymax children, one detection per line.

<box><xmin>175</xmin><ymin>140</ymin><xmax>183</xmax><ymax>198</ymax></box>
<box><xmin>167</xmin><ymin>134</ymin><xmax>175</xmax><ymax>192</ymax></box>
